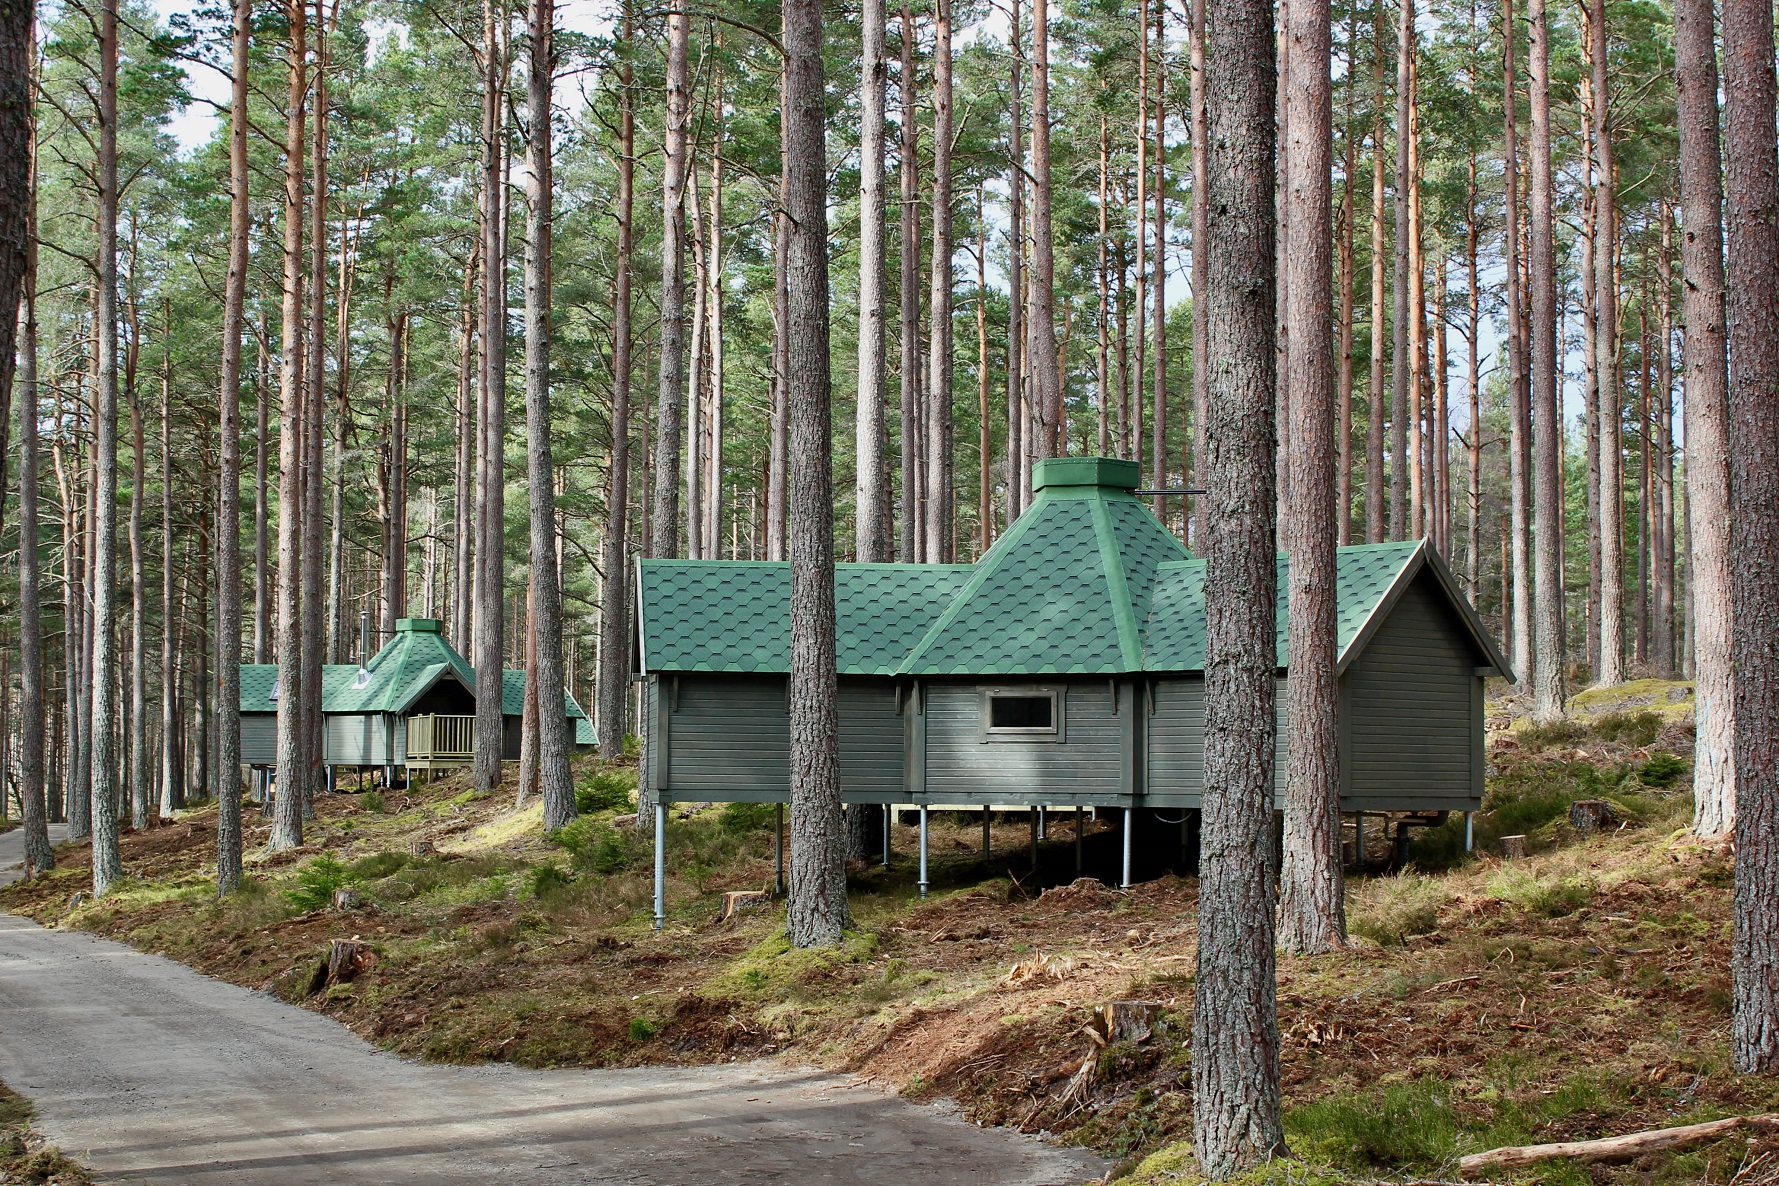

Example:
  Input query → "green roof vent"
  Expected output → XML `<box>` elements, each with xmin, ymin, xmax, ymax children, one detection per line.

<box><xmin>1031</xmin><ymin>456</ymin><xmax>1140</xmax><ymax>493</ymax></box>
<box><xmin>395</xmin><ymin>617</ymin><xmax>444</xmax><ymax>634</ymax></box>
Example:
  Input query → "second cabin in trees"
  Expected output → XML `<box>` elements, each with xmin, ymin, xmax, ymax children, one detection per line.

<box><xmin>635</xmin><ymin>457</ymin><xmax>1511</xmax><ymax>843</ymax></box>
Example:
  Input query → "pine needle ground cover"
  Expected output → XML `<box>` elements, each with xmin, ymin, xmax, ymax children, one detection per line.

<box><xmin>0</xmin><ymin>1081</ymin><xmax>91</xmax><ymax>1186</ymax></box>
<box><xmin>6</xmin><ymin>683</ymin><xmax>1777</xmax><ymax>1184</ymax></box>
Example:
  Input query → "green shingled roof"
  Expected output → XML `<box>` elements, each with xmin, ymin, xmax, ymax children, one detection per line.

<box><xmin>633</xmin><ymin>461</ymin><xmax>1512</xmax><ymax>680</ymax></box>
<box><xmin>637</xmin><ymin>562</ymin><xmax>975</xmax><ymax>675</ymax></box>
<box><xmin>1140</xmin><ymin>539</ymin><xmax>1422</xmax><ymax>671</ymax></box>
<box><xmin>240</xmin><ymin>619</ymin><xmax>589</xmax><ymax>723</ymax></box>
<box><xmin>896</xmin><ymin>460</ymin><xmax>1190</xmax><ymax>675</ymax></box>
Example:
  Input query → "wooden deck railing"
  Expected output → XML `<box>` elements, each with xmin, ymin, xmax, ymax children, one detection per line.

<box><xmin>406</xmin><ymin>714</ymin><xmax>475</xmax><ymax>762</ymax></box>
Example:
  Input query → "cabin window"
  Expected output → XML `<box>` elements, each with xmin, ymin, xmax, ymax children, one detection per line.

<box><xmin>980</xmin><ymin>687</ymin><xmax>1064</xmax><ymax>741</ymax></box>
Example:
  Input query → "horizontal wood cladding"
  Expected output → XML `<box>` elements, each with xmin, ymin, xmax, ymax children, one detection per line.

<box><xmin>1145</xmin><ymin>676</ymin><xmax>1289</xmax><ymax>806</ymax></box>
<box><xmin>240</xmin><ymin>714</ymin><xmax>278</xmax><ymax>766</ymax></box>
<box><xmin>920</xmin><ymin>681</ymin><xmax>1129</xmax><ymax>801</ymax></box>
<box><xmin>1343</xmin><ymin>570</ymin><xmax>1486</xmax><ymax>810</ymax></box>
<box><xmin>657</xmin><ymin>674</ymin><xmax>905</xmax><ymax>802</ymax></box>
<box><xmin>323</xmin><ymin>714</ymin><xmax>391</xmax><ymax>765</ymax></box>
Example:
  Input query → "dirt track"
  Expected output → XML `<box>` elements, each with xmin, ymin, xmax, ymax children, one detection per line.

<box><xmin>0</xmin><ymin>830</ymin><xmax>1102</xmax><ymax>1185</ymax></box>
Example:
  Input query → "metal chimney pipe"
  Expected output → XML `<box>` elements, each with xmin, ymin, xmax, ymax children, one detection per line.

<box><xmin>359</xmin><ymin>611</ymin><xmax>374</xmax><ymax>666</ymax></box>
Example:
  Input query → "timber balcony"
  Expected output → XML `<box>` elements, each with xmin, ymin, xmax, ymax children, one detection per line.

<box><xmin>406</xmin><ymin>714</ymin><xmax>475</xmax><ymax>769</ymax></box>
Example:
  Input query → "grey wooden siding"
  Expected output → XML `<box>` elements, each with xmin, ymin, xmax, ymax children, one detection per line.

<box><xmin>664</xmin><ymin>675</ymin><xmax>789</xmax><ymax>799</ymax></box>
<box><xmin>324</xmin><ymin>714</ymin><xmax>389</xmax><ymax>765</ymax></box>
<box><xmin>919</xmin><ymin>681</ymin><xmax>1133</xmax><ymax>805</ymax></box>
<box><xmin>1145</xmin><ymin>676</ymin><xmax>1289</xmax><ymax>807</ymax></box>
<box><xmin>240</xmin><ymin>714</ymin><xmax>277</xmax><ymax>765</ymax></box>
<box><xmin>1343</xmin><ymin>571</ymin><xmax>1485</xmax><ymax>811</ymax></box>
<box><xmin>651</xmin><ymin>675</ymin><xmax>904</xmax><ymax>803</ymax></box>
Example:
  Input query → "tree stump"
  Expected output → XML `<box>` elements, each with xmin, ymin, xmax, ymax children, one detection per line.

<box><xmin>331</xmin><ymin>888</ymin><xmax>363</xmax><ymax>911</ymax></box>
<box><xmin>309</xmin><ymin>939</ymin><xmax>376</xmax><ymax>995</ymax></box>
<box><xmin>410</xmin><ymin>838</ymin><xmax>436</xmax><ymax>857</ymax></box>
<box><xmin>1499</xmin><ymin>835</ymin><xmax>1528</xmax><ymax>860</ymax></box>
<box><xmin>719</xmin><ymin>890</ymin><xmax>771</xmax><ymax>923</ymax></box>
<box><xmin>1091</xmin><ymin>1001</ymin><xmax>1164</xmax><ymax>1045</ymax></box>
<box><xmin>1569</xmin><ymin>799</ymin><xmax>1617</xmax><ymax>833</ymax></box>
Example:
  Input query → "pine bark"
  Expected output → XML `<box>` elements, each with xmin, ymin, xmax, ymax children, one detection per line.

<box><xmin>1722</xmin><ymin>0</ymin><xmax>1779</xmax><ymax>1074</ymax></box>
<box><xmin>254</xmin><ymin>331</ymin><xmax>270</xmax><ymax>664</ymax></box>
<box><xmin>856</xmin><ymin>0</ymin><xmax>889</xmax><ymax>562</ymax></box>
<box><xmin>1366</xmin><ymin>24</ymin><xmax>1386</xmax><ymax>545</ymax></box>
<box><xmin>302</xmin><ymin>0</ymin><xmax>329</xmax><ymax>813</ymax></box>
<box><xmin>215</xmin><ymin>0</ymin><xmax>251</xmax><ymax>891</ymax></box>
<box><xmin>454</xmin><ymin>254</ymin><xmax>475</xmax><ymax>649</ymax></box>
<box><xmin>1279</xmin><ymin>0</ymin><xmax>1345</xmax><ymax>956</ymax></box>
<box><xmin>782</xmin><ymin>0</ymin><xmax>847</xmax><ymax>948</ymax></box>
<box><xmin>126</xmin><ymin>278</ymin><xmax>146</xmax><ymax>829</ymax></box>
<box><xmin>1191</xmin><ymin>0</ymin><xmax>1286</xmax><ymax>1164</ymax></box>
<box><xmin>270</xmin><ymin>0</ymin><xmax>308</xmax><ymax>851</ymax></box>
<box><xmin>900</xmin><ymin>4</ymin><xmax>923</xmax><ymax>555</ymax></box>
<box><xmin>1503</xmin><ymin>0</ymin><xmax>1532</xmax><ymax>686</ymax></box>
<box><xmin>650</xmin><ymin>0</ymin><xmax>689</xmax><ymax>560</ymax></box>
<box><xmin>474</xmin><ymin>4</ymin><xmax>508</xmax><ymax>794</ymax></box>
<box><xmin>159</xmin><ymin>322</ymin><xmax>179</xmax><ymax>815</ymax></box>
<box><xmin>1028</xmin><ymin>0</ymin><xmax>1059</xmax><ymax>463</ymax></box>
<box><xmin>18</xmin><ymin>173</ymin><xmax>51</xmax><ymax>872</ymax></box>
<box><xmin>1189</xmin><ymin>0</ymin><xmax>1208</xmax><ymax>530</ymax></box>
<box><xmin>1151</xmin><ymin>3</ymin><xmax>1166</xmax><ymax>504</ymax></box>
<box><xmin>1590</xmin><ymin>0</ymin><xmax>1624</xmax><ymax>686</ymax></box>
<box><xmin>1336</xmin><ymin>58</ymin><xmax>1355</xmax><ymax>548</ymax></box>
<box><xmin>926</xmin><ymin>0</ymin><xmax>955</xmax><ymax>560</ymax></box>
<box><xmin>0</xmin><ymin>0</ymin><xmax>26</xmax><ymax>462</ymax></box>
<box><xmin>1527</xmin><ymin>0</ymin><xmax>1566</xmax><ymax>720</ymax></box>
<box><xmin>1677</xmin><ymin>33</ymin><xmax>1732</xmax><ymax>827</ymax></box>
<box><xmin>523</xmin><ymin>0</ymin><xmax>574</xmax><ymax>830</ymax></box>
<box><xmin>89</xmin><ymin>0</ymin><xmax>122</xmax><ymax>894</ymax></box>
<box><xmin>1005</xmin><ymin>5</ymin><xmax>1024</xmax><ymax>515</ymax></box>
<box><xmin>596</xmin><ymin>17</ymin><xmax>635</xmax><ymax>758</ymax></box>
<box><xmin>1390</xmin><ymin>0</ymin><xmax>1412</xmax><ymax>541</ymax></box>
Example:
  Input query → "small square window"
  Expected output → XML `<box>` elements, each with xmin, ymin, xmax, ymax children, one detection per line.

<box><xmin>981</xmin><ymin>687</ymin><xmax>1063</xmax><ymax>741</ymax></box>
<box><xmin>990</xmin><ymin>695</ymin><xmax>1053</xmax><ymax>730</ymax></box>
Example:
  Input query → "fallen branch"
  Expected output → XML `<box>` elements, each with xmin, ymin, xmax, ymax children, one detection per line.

<box><xmin>1458</xmin><ymin>1113</ymin><xmax>1779</xmax><ymax>1177</ymax></box>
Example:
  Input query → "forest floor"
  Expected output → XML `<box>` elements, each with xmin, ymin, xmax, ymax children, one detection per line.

<box><xmin>4</xmin><ymin>678</ymin><xmax>1777</xmax><ymax>1185</ymax></box>
<box><xmin>0</xmin><ymin>1081</ymin><xmax>90</xmax><ymax>1186</ymax></box>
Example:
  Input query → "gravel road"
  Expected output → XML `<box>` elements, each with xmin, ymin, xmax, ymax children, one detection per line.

<box><xmin>0</xmin><ymin>828</ymin><xmax>1103</xmax><ymax>1185</ymax></box>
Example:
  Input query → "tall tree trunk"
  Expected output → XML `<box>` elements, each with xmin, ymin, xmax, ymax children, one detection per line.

<box><xmin>650</xmin><ymin>0</ymin><xmax>688</xmax><ymax>560</ymax></box>
<box><xmin>523</xmin><ymin>0</ymin><xmax>574</xmax><ymax>829</ymax></box>
<box><xmin>302</xmin><ymin>0</ymin><xmax>329</xmax><ymax>814</ymax></box>
<box><xmin>782</xmin><ymin>0</ymin><xmax>846</xmax><ymax>948</ymax></box>
<box><xmin>978</xmin><ymin>198</ymin><xmax>993</xmax><ymax>550</ymax></box>
<box><xmin>1527</xmin><ymin>0</ymin><xmax>1565</xmax><ymax>720</ymax></box>
<box><xmin>1028</xmin><ymin>0</ymin><xmax>1058</xmax><ymax>462</ymax></box>
<box><xmin>18</xmin><ymin>153</ymin><xmax>51</xmax><ymax>872</ymax></box>
<box><xmin>1654</xmin><ymin>211</ymin><xmax>1677</xmax><ymax>673</ymax></box>
<box><xmin>474</xmin><ymin>3</ymin><xmax>509</xmax><ymax>794</ymax></box>
<box><xmin>1336</xmin><ymin>55</ymin><xmax>1355</xmax><ymax>548</ymax></box>
<box><xmin>1466</xmin><ymin>156</ymin><xmax>1482</xmax><ymax>597</ymax></box>
<box><xmin>704</xmin><ymin>97</ymin><xmax>723</xmax><ymax>556</ymax></box>
<box><xmin>926</xmin><ymin>0</ymin><xmax>955</xmax><ymax>560</ymax></box>
<box><xmin>1189</xmin><ymin>0</ymin><xmax>1208</xmax><ymax>537</ymax></box>
<box><xmin>1192</xmin><ymin>0</ymin><xmax>1286</xmax><ymax>1165</ymax></box>
<box><xmin>900</xmin><ymin>4</ymin><xmax>923</xmax><ymax>554</ymax></box>
<box><xmin>1098</xmin><ymin>115</ymin><xmax>1111</xmax><ymax>458</ymax></box>
<box><xmin>1151</xmin><ymin>1</ymin><xmax>1167</xmax><ymax>506</ymax></box>
<box><xmin>270</xmin><ymin>0</ymin><xmax>307</xmax><ymax>851</ymax></box>
<box><xmin>327</xmin><ymin>218</ymin><xmax>357</xmax><ymax>663</ymax></box>
<box><xmin>1004</xmin><ymin>3</ymin><xmax>1024</xmax><ymax>515</ymax></box>
<box><xmin>1390</xmin><ymin>0</ymin><xmax>1412</xmax><ymax>541</ymax></box>
<box><xmin>382</xmin><ymin>310</ymin><xmax>408</xmax><ymax>631</ymax></box>
<box><xmin>454</xmin><ymin>252</ymin><xmax>476</xmax><ymax>648</ymax></box>
<box><xmin>253</xmin><ymin>329</ymin><xmax>270</xmax><ymax>664</ymax></box>
<box><xmin>1590</xmin><ymin>0</ymin><xmax>1624</xmax><ymax>686</ymax></box>
<box><xmin>1503</xmin><ymin>0</ymin><xmax>1532</xmax><ymax>685</ymax></box>
<box><xmin>159</xmin><ymin>314</ymin><xmax>179</xmax><ymax>816</ymax></box>
<box><xmin>1722</xmin><ymin>0</ymin><xmax>1779</xmax><ymax>1074</ymax></box>
<box><xmin>686</xmin><ymin>163</ymin><xmax>706</xmax><ymax>560</ymax></box>
<box><xmin>1637</xmin><ymin>299</ymin><xmax>1652</xmax><ymax>667</ymax></box>
<box><xmin>0</xmin><ymin>0</ymin><xmax>26</xmax><ymax>485</ymax></box>
<box><xmin>1280</xmin><ymin>0</ymin><xmax>1344</xmax><ymax>956</ymax></box>
<box><xmin>214</xmin><ymin>0</ymin><xmax>250</xmax><ymax>891</ymax></box>
<box><xmin>126</xmin><ymin>277</ymin><xmax>146</xmax><ymax>829</ymax></box>
<box><xmin>596</xmin><ymin>14</ymin><xmax>635</xmax><ymax>758</ymax></box>
<box><xmin>89</xmin><ymin>0</ymin><xmax>122</xmax><ymax>895</ymax></box>
<box><xmin>856</xmin><ymin>0</ymin><xmax>889</xmax><ymax>562</ymax></box>
<box><xmin>1366</xmin><ymin>23</ymin><xmax>1385</xmax><ymax>545</ymax></box>
<box><xmin>767</xmin><ymin>86</ymin><xmax>789</xmax><ymax>563</ymax></box>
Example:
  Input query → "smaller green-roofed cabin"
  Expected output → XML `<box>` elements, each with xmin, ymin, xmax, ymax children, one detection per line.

<box><xmin>634</xmin><ymin>457</ymin><xmax>1510</xmax><ymax>818</ymax></box>
<box><xmin>239</xmin><ymin>617</ymin><xmax>592</xmax><ymax>778</ymax></box>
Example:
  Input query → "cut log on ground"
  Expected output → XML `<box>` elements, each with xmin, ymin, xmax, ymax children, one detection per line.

<box><xmin>1569</xmin><ymin>798</ymin><xmax>1617</xmax><ymax>832</ymax></box>
<box><xmin>1499</xmin><ymin>834</ymin><xmax>1528</xmax><ymax>859</ymax></box>
<box><xmin>1458</xmin><ymin>1113</ymin><xmax>1779</xmax><ymax>1177</ymax></box>
<box><xmin>308</xmin><ymin>939</ymin><xmax>377</xmax><ymax>995</ymax></box>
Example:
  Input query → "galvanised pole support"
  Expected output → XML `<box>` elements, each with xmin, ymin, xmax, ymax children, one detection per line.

<box><xmin>1465</xmin><ymin>811</ymin><xmax>1474</xmax><ymax>853</ymax></box>
<box><xmin>1121</xmin><ymin>807</ymin><xmax>1134</xmax><ymax>889</ymax></box>
<box><xmin>918</xmin><ymin>805</ymin><xmax>929</xmax><ymax>898</ymax></box>
<box><xmin>652</xmin><ymin>802</ymin><xmax>667</xmax><ymax>930</ymax></box>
